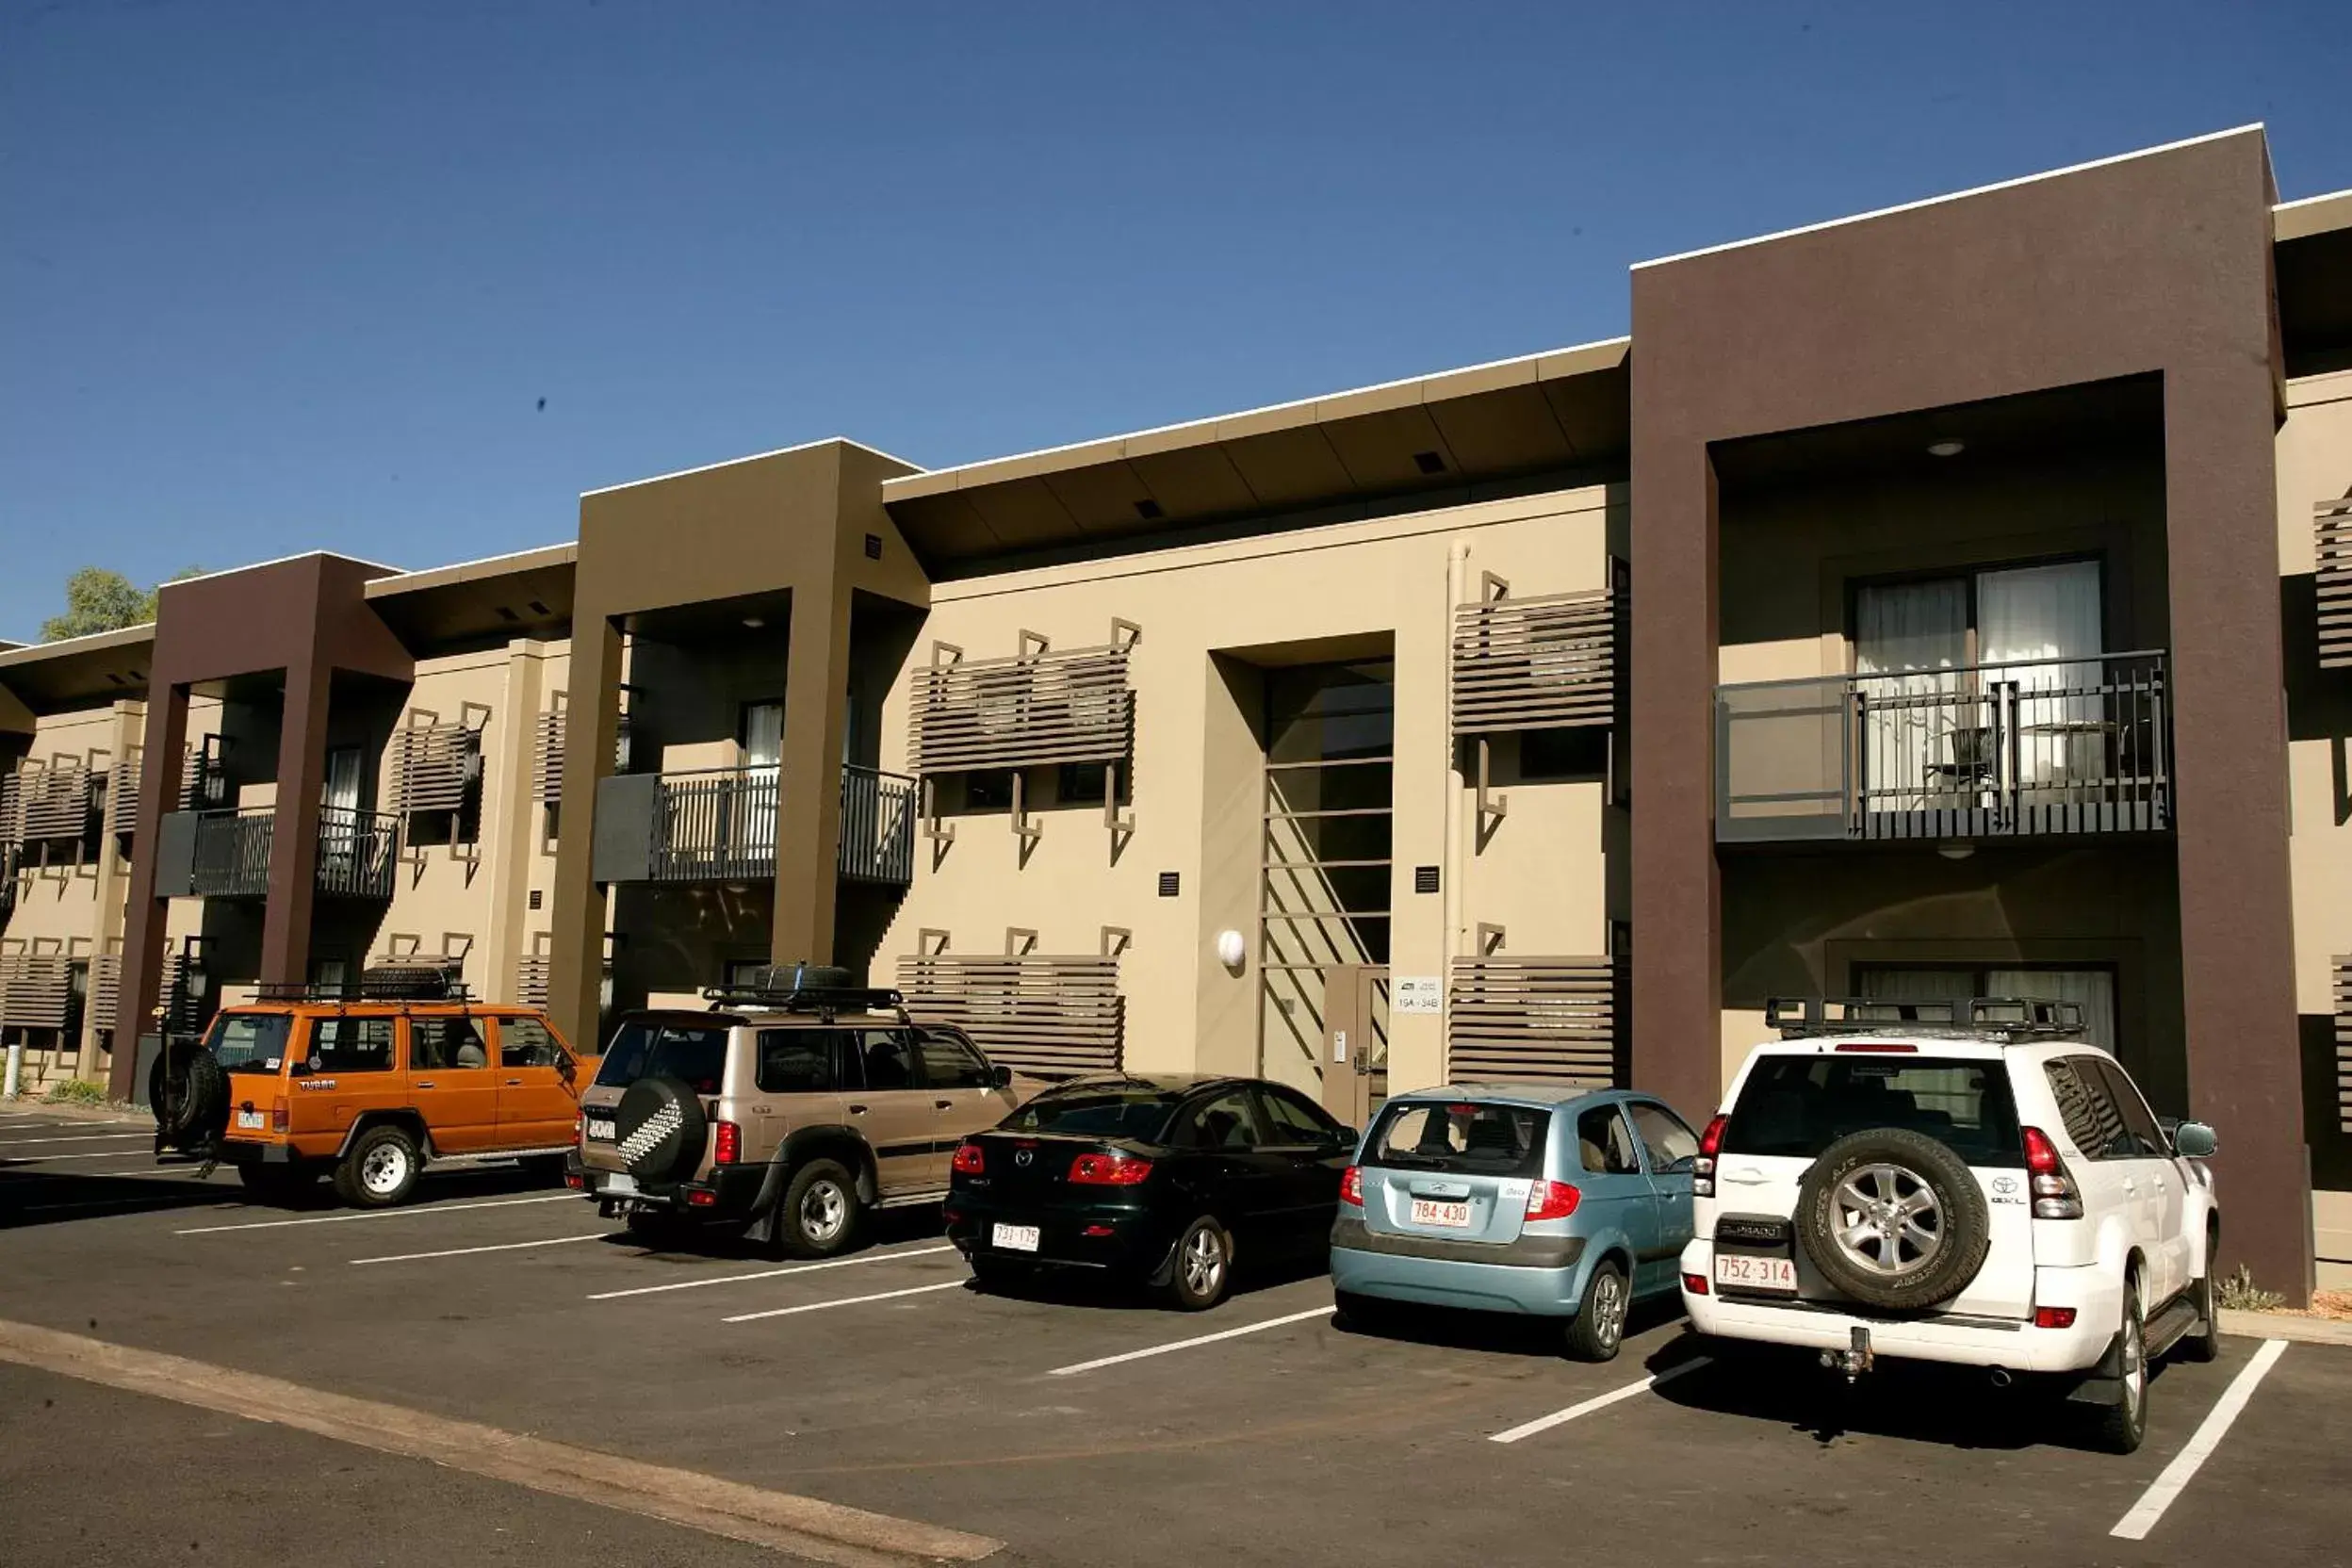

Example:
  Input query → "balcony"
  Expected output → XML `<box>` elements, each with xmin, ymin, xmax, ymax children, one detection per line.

<box><xmin>162</xmin><ymin>807</ymin><xmax>400</xmax><ymax>899</ymax></box>
<box><xmin>1717</xmin><ymin>650</ymin><xmax>2172</xmax><ymax>843</ymax></box>
<box><xmin>838</xmin><ymin>765</ymin><xmax>915</xmax><ymax>885</ymax></box>
<box><xmin>592</xmin><ymin>763</ymin><xmax>916</xmax><ymax>886</ymax></box>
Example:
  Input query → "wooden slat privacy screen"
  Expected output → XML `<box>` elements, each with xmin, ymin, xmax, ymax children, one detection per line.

<box><xmin>0</xmin><ymin>776</ymin><xmax>19</xmax><ymax>847</ymax></box>
<box><xmin>1446</xmin><ymin>956</ymin><xmax>1619</xmax><ymax>1087</ymax></box>
<box><xmin>895</xmin><ymin>954</ymin><xmax>1123</xmax><ymax>1076</ymax></box>
<box><xmin>532</xmin><ymin>710</ymin><xmax>565</xmax><ymax>804</ymax></box>
<box><xmin>2319</xmin><ymin>498</ymin><xmax>2352</xmax><ymax>670</ymax></box>
<box><xmin>392</xmin><ymin>722</ymin><xmax>480</xmax><ymax>815</ymax></box>
<box><xmin>107</xmin><ymin>751</ymin><xmax>141</xmax><ymax>837</ymax></box>
<box><xmin>2335</xmin><ymin>957</ymin><xmax>2352</xmax><ymax>1132</ymax></box>
<box><xmin>1450</xmin><ymin>586</ymin><xmax>1618</xmax><ymax>735</ymax></box>
<box><xmin>0</xmin><ymin>954</ymin><xmax>74</xmax><ymax>1030</ymax></box>
<box><xmin>18</xmin><ymin>762</ymin><xmax>95</xmax><ymax>841</ymax></box>
<box><xmin>514</xmin><ymin>954</ymin><xmax>551</xmax><ymax>1008</ymax></box>
<box><xmin>911</xmin><ymin>645</ymin><xmax>1134</xmax><ymax>775</ymax></box>
<box><xmin>90</xmin><ymin>954</ymin><xmax>121</xmax><ymax>1032</ymax></box>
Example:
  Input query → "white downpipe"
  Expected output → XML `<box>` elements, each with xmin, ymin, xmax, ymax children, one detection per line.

<box><xmin>1440</xmin><ymin>541</ymin><xmax>1470</xmax><ymax>1071</ymax></box>
<box><xmin>3</xmin><ymin>1041</ymin><xmax>22</xmax><ymax>1102</ymax></box>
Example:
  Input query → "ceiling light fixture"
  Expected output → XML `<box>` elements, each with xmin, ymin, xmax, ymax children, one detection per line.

<box><xmin>1927</xmin><ymin>439</ymin><xmax>1967</xmax><ymax>458</ymax></box>
<box><xmin>742</xmin><ymin>615</ymin><xmax>765</xmax><ymax>629</ymax></box>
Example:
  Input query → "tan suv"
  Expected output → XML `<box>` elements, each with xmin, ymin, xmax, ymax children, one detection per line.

<box><xmin>569</xmin><ymin>971</ymin><xmax>1019</xmax><ymax>1256</ymax></box>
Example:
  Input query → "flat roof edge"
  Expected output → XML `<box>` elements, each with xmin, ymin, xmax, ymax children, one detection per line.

<box><xmin>0</xmin><ymin>622</ymin><xmax>155</xmax><ymax>668</ymax></box>
<box><xmin>363</xmin><ymin>542</ymin><xmax>578</xmax><ymax>598</ymax></box>
<box><xmin>580</xmin><ymin>436</ymin><xmax>923</xmax><ymax>499</ymax></box>
<box><xmin>2277</xmin><ymin>188</ymin><xmax>2352</xmax><ymax>243</ymax></box>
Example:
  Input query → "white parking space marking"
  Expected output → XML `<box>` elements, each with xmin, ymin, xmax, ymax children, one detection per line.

<box><xmin>351</xmin><ymin>1233</ymin><xmax>610</xmax><ymax>1266</ymax></box>
<box><xmin>586</xmin><ymin>1243</ymin><xmax>958</xmax><ymax>1301</ymax></box>
<box><xmin>175</xmin><ymin>1194</ymin><xmax>574</xmax><ymax>1234</ymax></box>
<box><xmin>2110</xmin><ymin>1338</ymin><xmax>2290</xmax><ymax>1541</ymax></box>
<box><xmin>0</xmin><ymin>1132</ymin><xmax>154</xmax><ymax>1147</ymax></box>
<box><xmin>1047</xmin><ymin>1305</ymin><xmax>1335</xmax><ymax>1377</ymax></box>
<box><xmin>1488</xmin><ymin>1356</ymin><xmax>1714</xmax><ymax>1444</ymax></box>
<box><xmin>723</xmin><ymin>1279</ymin><xmax>967</xmax><ymax>1323</ymax></box>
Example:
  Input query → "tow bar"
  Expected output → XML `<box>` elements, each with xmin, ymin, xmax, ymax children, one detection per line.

<box><xmin>1821</xmin><ymin>1325</ymin><xmax>1874</xmax><ymax>1382</ymax></box>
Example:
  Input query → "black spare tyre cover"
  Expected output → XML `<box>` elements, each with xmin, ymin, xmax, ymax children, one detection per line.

<box><xmin>613</xmin><ymin>1075</ymin><xmax>709</xmax><ymax>1184</ymax></box>
<box><xmin>149</xmin><ymin>1045</ymin><xmax>229</xmax><ymax>1148</ymax></box>
<box><xmin>1794</xmin><ymin>1127</ymin><xmax>1990</xmax><ymax>1313</ymax></box>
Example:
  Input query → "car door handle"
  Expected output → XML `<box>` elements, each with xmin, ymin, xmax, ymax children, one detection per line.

<box><xmin>413</xmin><ymin>1080</ymin><xmax>435</xmax><ymax>1089</ymax></box>
<box><xmin>935</xmin><ymin>1099</ymin><xmax>955</xmax><ymax>1110</ymax></box>
<box><xmin>848</xmin><ymin>1103</ymin><xmax>869</xmax><ymax>1116</ymax></box>
<box><xmin>1723</xmin><ymin>1168</ymin><xmax>1770</xmax><ymax>1184</ymax></box>
<box><xmin>2121</xmin><ymin>1179</ymin><xmax>2138</xmax><ymax>1195</ymax></box>
<box><xmin>505</xmin><ymin>1078</ymin><xmax>522</xmax><ymax>1086</ymax></box>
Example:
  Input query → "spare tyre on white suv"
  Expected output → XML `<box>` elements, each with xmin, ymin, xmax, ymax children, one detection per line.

<box><xmin>1681</xmin><ymin>997</ymin><xmax>2222</xmax><ymax>1454</ymax></box>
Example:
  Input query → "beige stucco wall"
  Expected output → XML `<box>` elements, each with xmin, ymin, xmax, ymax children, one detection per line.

<box><xmin>874</xmin><ymin>484</ymin><xmax>1620</xmax><ymax>1099</ymax></box>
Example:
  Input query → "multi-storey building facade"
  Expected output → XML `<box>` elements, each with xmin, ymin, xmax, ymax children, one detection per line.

<box><xmin>3</xmin><ymin>127</ymin><xmax>2345</xmax><ymax>1300</ymax></box>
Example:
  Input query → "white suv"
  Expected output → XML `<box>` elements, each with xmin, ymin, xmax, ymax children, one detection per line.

<box><xmin>1679</xmin><ymin>997</ymin><xmax>2222</xmax><ymax>1453</ymax></box>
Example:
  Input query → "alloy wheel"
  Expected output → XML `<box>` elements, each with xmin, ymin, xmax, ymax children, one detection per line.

<box><xmin>1592</xmin><ymin>1269</ymin><xmax>1627</xmax><ymax>1352</ymax></box>
<box><xmin>1830</xmin><ymin>1163</ymin><xmax>1944</xmax><ymax>1277</ymax></box>
<box><xmin>2120</xmin><ymin>1307</ymin><xmax>2146</xmax><ymax>1422</ymax></box>
<box><xmin>1183</xmin><ymin>1225</ymin><xmax>1225</xmax><ymax>1298</ymax></box>
<box><xmin>800</xmin><ymin>1179</ymin><xmax>848</xmax><ymax>1244</ymax></box>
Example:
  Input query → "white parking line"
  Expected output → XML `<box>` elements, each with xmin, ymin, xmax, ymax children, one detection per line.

<box><xmin>723</xmin><ymin>1279</ymin><xmax>967</xmax><ymax>1324</ymax></box>
<box><xmin>586</xmin><ymin>1243</ymin><xmax>959</xmax><ymax>1301</ymax></box>
<box><xmin>2110</xmin><ymin>1338</ymin><xmax>2290</xmax><ymax>1540</ymax></box>
<box><xmin>1047</xmin><ymin>1305</ymin><xmax>1336</xmax><ymax>1377</ymax></box>
<box><xmin>351</xmin><ymin>1233</ymin><xmax>611</xmax><ymax>1266</ymax></box>
<box><xmin>175</xmin><ymin>1194</ymin><xmax>574</xmax><ymax>1234</ymax></box>
<box><xmin>0</xmin><ymin>1132</ymin><xmax>154</xmax><ymax>1147</ymax></box>
<box><xmin>1488</xmin><ymin>1356</ymin><xmax>1714</xmax><ymax>1444</ymax></box>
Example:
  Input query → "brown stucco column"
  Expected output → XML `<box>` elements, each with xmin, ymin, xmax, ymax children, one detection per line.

<box><xmin>110</xmin><ymin>684</ymin><xmax>189</xmax><ymax>1101</ymax></box>
<box><xmin>771</xmin><ymin>581</ymin><xmax>854</xmax><ymax>966</ymax></box>
<box><xmin>548</xmin><ymin>614</ymin><xmax>621</xmax><ymax>1048</ymax></box>
<box><xmin>2164</xmin><ymin>360</ymin><xmax>2311</xmax><ymax>1299</ymax></box>
<box><xmin>259</xmin><ymin>652</ymin><xmax>332</xmax><ymax>988</ymax></box>
<box><xmin>1628</xmin><ymin>447</ymin><xmax>1724</xmax><ymax>1121</ymax></box>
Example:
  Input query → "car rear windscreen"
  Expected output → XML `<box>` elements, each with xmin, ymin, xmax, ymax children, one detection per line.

<box><xmin>1722</xmin><ymin>1054</ymin><xmax>2023</xmax><ymax>1168</ymax></box>
<box><xmin>1364</xmin><ymin>1101</ymin><xmax>1548</xmax><ymax>1179</ymax></box>
<box><xmin>1001</xmin><ymin>1087</ymin><xmax>1182</xmax><ymax>1141</ymax></box>
<box><xmin>592</xmin><ymin>1019</ymin><xmax>731</xmax><ymax>1094</ymax></box>
<box><xmin>204</xmin><ymin>1014</ymin><xmax>292</xmax><ymax>1073</ymax></box>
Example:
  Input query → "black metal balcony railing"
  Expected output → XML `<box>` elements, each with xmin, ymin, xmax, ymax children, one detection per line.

<box><xmin>839</xmin><ymin>765</ymin><xmax>915</xmax><ymax>885</ymax></box>
<box><xmin>1717</xmin><ymin>650</ymin><xmax>2172</xmax><ymax>843</ymax></box>
<box><xmin>185</xmin><ymin>807</ymin><xmax>400</xmax><ymax>898</ymax></box>
<box><xmin>650</xmin><ymin>766</ymin><xmax>780</xmax><ymax>882</ymax></box>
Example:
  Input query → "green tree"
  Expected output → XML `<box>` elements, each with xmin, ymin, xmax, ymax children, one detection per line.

<box><xmin>39</xmin><ymin>565</ymin><xmax>204</xmax><ymax>642</ymax></box>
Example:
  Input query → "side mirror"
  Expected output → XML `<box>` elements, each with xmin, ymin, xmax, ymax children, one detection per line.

<box><xmin>1331</xmin><ymin>1126</ymin><xmax>1357</xmax><ymax>1149</ymax></box>
<box><xmin>991</xmin><ymin>1064</ymin><xmax>1013</xmax><ymax>1090</ymax></box>
<box><xmin>2173</xmin><ymin>1121</ymin><xmax>2217</xmax><ymax>1158</ymax></box>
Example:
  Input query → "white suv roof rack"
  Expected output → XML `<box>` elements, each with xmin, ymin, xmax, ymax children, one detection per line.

<box><xmin>1765</xmin><ymin>995</ymin><xmax>2086</xmax><ymax>1042</ymax></box>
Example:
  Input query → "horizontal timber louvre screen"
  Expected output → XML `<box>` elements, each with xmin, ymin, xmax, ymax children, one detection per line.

<box><xmin>895</xmin><ymin>954</ymin><xmax>1123</xmax><ymax>1077</ymax></box>
<box><xmin>2320</xmin><ymin>498</ymin><xmax>2352</xmax><ymax>670</ymax></box>
<box><xmin>18</xmin><ymin>760</ymin><xmax>97</xmax><ymax>842</ymax></box>
<box><xmin>2336</xmin><ymin>957</ymin><xmax>2352</xmax><ymax>1132</ymax></box>
<box><xmin>532</xmin><ymin>709</ymin><xmax>565</xmax><ymax>804</ymax></box>
<box><xmin>0</xmin><ymin>954</ymin><xmax>74</xmax><ymax>1030</ymax></box>
<box><xmin>90</xmin><ymin>953</ymin><xmax>122</xmax><ymax>1032</ymax></box>
<box><xmin>391</xmin><ymin>709</ymin><xmax>485</xmax><ymax>818</ymax></box>
<box><xmin>1449</xmin><ymin>568</ymin><xmax>1622</xmax><ymax>736</ymax></box>
<box><xmin>910</xmin><ymin>629</ymin><xmax>1137</xmax><ymax>775</ymax></box>
<box><xmin>1446</xmin><ymin>956</ymin><xmax>1620</xmax><ymax>1087</ymax></box>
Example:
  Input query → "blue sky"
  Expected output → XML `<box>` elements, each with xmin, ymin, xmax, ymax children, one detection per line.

<box><xmin>3</xmin><ymin>0</ymin><xmax>2347</xmax><ymax>640</ymax></box>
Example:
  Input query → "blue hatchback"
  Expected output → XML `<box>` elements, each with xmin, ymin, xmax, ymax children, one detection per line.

<box><xmin>1329</xmin><ymin>1086</ymin><xmax>1701</xmax><ymax>1361</ymax></box>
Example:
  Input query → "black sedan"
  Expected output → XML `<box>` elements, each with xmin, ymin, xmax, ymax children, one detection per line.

<box><xmin>944</xmin><ymin>1072</ymin><xmax>1356</xmax><ymax>1310</ymax></box>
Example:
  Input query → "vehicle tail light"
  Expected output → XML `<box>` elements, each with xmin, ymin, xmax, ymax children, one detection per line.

<box><xmin>1083</xmin><ymin>1223</ymin><xmax>1116</xmax><ymax>1237</ymax></box>
<box><xmin>951</xmin><ymin>1141</ymin><xmax>987</xmax><ymax>1176</ymax></box>
<box><xmin>574</xmin><ymin>1113</ymin><xmax>584</xmax><ymax>1144</ymax></box>
<box><xmin>1069</xmin><ymin>1151</ymin><xmax>1153</xmax><ymax>1185</ymax></box>
<box><xmin>2021</xmin><ymin>1126</ymin><xmax>2083</xmax><ymax>1219</ymax></box>
<box><xmin>1834</xmin><ymin>1041</ymin><xmax>1918</xmax><ymax>1054</ymax></box>
<box><xmin>1339</xmin><ymin>1166</ymin><xmax>1363</xmax><ymax>1207</ymax></box>
<box><xmin>1693</xmin><ymin>1114</ymin><xmax>1729</xmax><ymax>1198</ymax></box>
<box><xmin>686</xmin><ymin>1188</ymin><xmax>716</xmax><ymax>1207</ymax></box>
<box><xmin>1683</xmin><ymin>1272</ymin><xmax>1710</xmax><ymax>1296</ymax></box>
<box><xmin>564</xmin><ymin>1171</ymin><xmax>584</xmax><ymax>1191</ymax></box>
<box><xmin>713</xmin><ymin>1121</ymin><xmax>742</xmax><ymax>1167</ymax></box>
<box><xmin>2034</xmin><ymin>1305</ymin><xmax>2078</xmax><ymax>1330</ymax></box>
<box><xmin>270</xmin><ymin>1099</ymin><xmax>288</xmax><ymax>1133</ymax></box>
<box><xmin>1525</xmin><ymin>1180</ymin><xmax>1582</xmax><ymax>1220</ymax></box>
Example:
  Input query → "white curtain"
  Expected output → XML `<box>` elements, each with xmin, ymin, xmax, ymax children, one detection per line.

<box><xmin>1987</xmin><ymin>968</ymin><xmax>2115</xmax><ymax>1054</ymax></box>
<box><xmin>740</xmin><ymin>702</ymin><xmax>782</xmax><ymax>855</ymax></box>
<box><xmin>1979</xmin><ymin>563</ymin><xmax>2103</xmax><ymax>789</ymax></box>
<box><xmin>1856</xmin><ymin>580</ymin><xmax>1968</xmax><ymax>812</ymax></box>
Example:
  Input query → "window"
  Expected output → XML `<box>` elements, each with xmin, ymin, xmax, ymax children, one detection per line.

<box><xmin>306</xmin><ymin>1016</ymin><xmax>394</xmax><ymax>1074</ymax></box>
<box><xmin>1180</xmin><ymin>1089</ymin><xmax>1267</xmax><ymax>1151</ymax></box>
<box><xmin>412</xmin><ymin>1017</ymin><xmax>490</xmax><ymax>1071</ymax></box>
<box><xmin>1520</xmin><ymin>727</ymin><xmax>1609</xmax><ymax>783</ymax></box>
<box><xmin>1576</xmin><ymin>1105</ymin><xmax>1640</xmax><ymax>1175</ymax></box>
<box><xmin>498</xmin><ymin>1017</ymin><xmax>562</xmax><ymax>1070</ymax></box>
<box><xmin>918</xmin><ymin>1031</ymin><xmax>996</xmax><ymax>1089</ymax></box>
<box><xmin>1258</xmin><ymin>1086</ymin><xmax>1340</xmax><ymax>1145</ymax></box>
<box><xmin>204</xmin><ymin>1013</ymin><xmax>292</xmax><ymax>1074</ymax></box>
<box><xmin>1004</xmin><ymin>1086</ymin><xmax>1181</xmax><ymax>1140</ymax></box>
<box><xmin>1056</xmin><ymin>763</ymin><xmax>1106</xmax><ymax>806</ymax></box>
<box><xmin>1366</xmin><ymin>1100</ymin><xmax>1549</xmax><ymax>1179</ymax></box>
<box><xmin>592</xmin><ymin>1020</ymin><xmax>730</xmax><ymax>1094</ymax></box>
<box><xmin>2091</xmin><ymin>1058</ymin><xmax>2168</xmax><ymax>1157</ymax></box>
<box><xmin>758</xmin><ymin>1029</ymin><xmax>846</xmax><ymax>1094</ymax></box>
<box><xmin>1856</xmin><ymin>965</ymin><xmax>2117</xmax><ymax>1056</ymax></box>
<box><xmin>1722</xmin><ymin>1054</ymin><xmax>2024</xmax><ymax>1168</ymax></box>
<box><xmin>965</xmin><ymin>772</ymin><xmax>1014</xmax><ymax>809</ymax></box>
<box><xmin>858</xmin><ymin>1029</ymin><xmax>918</xmax><ymax>1091</ymax></box>
<box><xmin>1626</xmin><ymin>1102</ymin><xmax>1699</xmax><ymax>1173</ymax></box>
<box><xmin>2044</xmin><ymin>1058</ymin><xmax>2117</xmax><ymax>1158</ymax></box>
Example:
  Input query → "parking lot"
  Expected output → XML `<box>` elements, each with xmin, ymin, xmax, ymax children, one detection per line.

<box><xmin>3</xmin><ymin>1107</ymin><xmax>2346</xmax><ymax>1568</ymax></box>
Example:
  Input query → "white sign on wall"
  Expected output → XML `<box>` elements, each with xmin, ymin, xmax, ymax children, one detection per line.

<box><xmin>1392</xmin><ymin>976</ymin><xmax>1443</xmax><ymax>1015</ymax></box>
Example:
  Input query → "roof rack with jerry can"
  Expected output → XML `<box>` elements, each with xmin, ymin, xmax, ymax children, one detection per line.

<box><xmin>1765</xmin><ymin>995</ymin><xmax>2086</xmax><ymax>1041</ymax></box>
<box><xmin>250</xmin><ymin>959</ymin><xmax>473</xmax><ymax>1004</ymax></box>
<box><xmin>698</xmin><ymin>961</ymin><xmax>908</xmax><ymax>1021</ymax></box>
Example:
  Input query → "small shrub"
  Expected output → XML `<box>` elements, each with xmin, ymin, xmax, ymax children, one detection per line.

<box><xmin>42</xmin><ymin>1078</ymin><xmax>108</xmax><ymax>1108</ymax></box>
<box><xmin>2216</xmin><ymin>1264</ymin><xmax>2285</xmax><ymax>1313</ymax></box>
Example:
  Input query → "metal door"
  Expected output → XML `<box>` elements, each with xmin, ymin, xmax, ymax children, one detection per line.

<box><xmin>1318</xmin><ymin>963</ymin><xmax>1388</xmax><ymax>1134</ymax></box>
